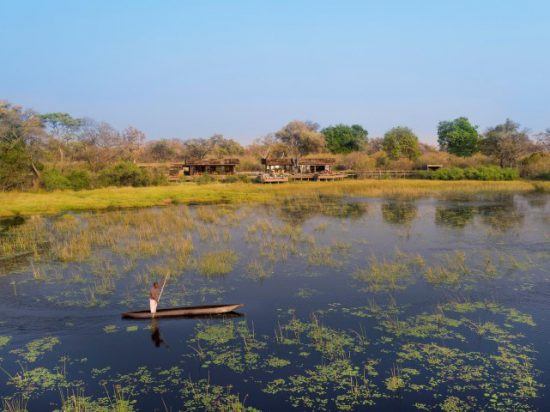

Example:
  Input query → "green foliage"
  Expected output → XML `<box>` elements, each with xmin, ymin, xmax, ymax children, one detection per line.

<box><xmin>42</xmin><ymin>169</ymin><xmax>71</xmax><ymax>191</ymax></box>
<box><xmin>419</xmin><ymin>166</ymin><xmax>519</xmax><ymax>181</ymax></box>
<box><xmin>65</xmin><ymin>169</ymin><xmax>92</xmax><ymax>190</ymax></box>
<box><xmin>437</xmin><ymin>117</ymin><xmax>480</xmax><ymax>157</ymax></box>
<box><xmin>98</xmin><ymin>162</ymin><xmax>152</xmax><ymax>187</ymax></box>
<box><xmin>382</xmin><ymin>126</ymin><xmax>420</xmax><ymax>160</ymax></box>
<box><xmin>0</xmin><ymin>138</ymin><xmax>34</xmax><ymax>190</ymax></box>
<box><xmin>322</xmin><ymin>124</ymin><xmax>368</xmax><ymax>154</ymax></box>
<box><xmin>42</xmin><ymin>169</ymin><xmax>92</xmax><ymax>191</ymax></box>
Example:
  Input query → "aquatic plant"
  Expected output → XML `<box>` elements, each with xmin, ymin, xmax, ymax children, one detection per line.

<box><xmin>353</xmin><ymin>251</ymin><xmax>423</xmax><ymax>293</ymax></box>
<box><xmin>195</xmin><ymin>250</ymin><xmax>238</xmax><ymax>276</ymax></box>
<box><xmin>10</xmin><ymin>336</ymin><xmax>60</xmax><ymax>363</ymax></box>
<box><xmin>181</xmin><ymin>378</ymin><xmax>258</xmax><ymax>412</ymax></box>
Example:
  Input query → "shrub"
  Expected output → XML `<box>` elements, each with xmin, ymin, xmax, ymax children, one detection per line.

<box><xmin>195</xmin><ymin>174</ymin><xmax>217</xmax><ymax>185</ymax></box>
<box><xmin>98</xmin><ymin>162</ymin><xmax>151</xmax><ymax>187</ymax></box>
<box><xmin>520</xmin><ymin>152</ymin><xmax>550</xmax><ymax>180</ymax></box>
<box><xmin>421</xmin><ymin>166</ymin><xmax>519</xmax><ymax>181</ymax></box>
<box><xmin>222</xmin><ymin>174</ymin><xmax>250</xmax><ymax>183</ymax></box>
<box><xmin>42</xmin><ymin>169</ymin><xmax>71</xmax><ymax>191</ymax></box>
<box><xmin>66</xmin><ymin>170</ymin><xmax>92</xmax><ymax>190</ymax></box>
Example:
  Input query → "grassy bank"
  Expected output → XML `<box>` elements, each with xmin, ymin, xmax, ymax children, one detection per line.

<box><xmin>1</xmin><ymin>180</ymin><xmax>548</xmax><ymax>217</ymax></box>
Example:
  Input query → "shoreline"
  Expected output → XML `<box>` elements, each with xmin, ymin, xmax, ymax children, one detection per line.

<box><xmin>1</xmin><ymin>179</ymin><xmax>548</xmax><ymax>218</ymax></box>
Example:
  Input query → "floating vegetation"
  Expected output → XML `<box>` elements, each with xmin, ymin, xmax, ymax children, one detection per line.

<box><xmin>10</xmin><ymin>337</ymin><xmax>60</xmax><ymax>363</ymax></box>
<box><xmin>0</xmin><ymin>335</ymin><xmax>11</xmax><ymax>348</ymax></box>
<box><xmin>264</xmin><ymin>359</ymin><xmax>379</xmax><ymax>410</ymax></box>
<box><xmin>181</xmin><ymin>378</ymin><xmax>258</xmax><ymax>412</ymax></box>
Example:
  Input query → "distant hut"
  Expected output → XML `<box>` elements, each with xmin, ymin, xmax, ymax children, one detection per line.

<box><xmin>168</xmin><ymin>158</ymin><xmax>240</xmax><ymax>180</ymax></box>
<box><xmin>298</xmin><ymin>158</ymin><xmax>336</xmax><ymax>174</ymax></box>
<box><xmin>261</xmin><ymin>158</ymin><xmax>294</xmax><ymax>173</ymax></box>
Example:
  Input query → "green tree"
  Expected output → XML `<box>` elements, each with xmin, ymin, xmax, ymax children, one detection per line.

<box><xmin>437</xmin><ymin>117</ymin><xmax>479</xmax><ymax>157</ymax></box>
<box><xmin>275</xmin><ymin>120</ymin><xmax>325</xmax><ymax>156</ymax></box>
<box><xmin>40</xmin><ymin>112</ymin><xmax>83</xmax><ymax>142</ymax></box>
<box><xmin>382</xmin><ymin>126</ymin><xmax>420</xmax><ymax>160</ymax></box>
<box><xmin>0</xmin><ymin>101</ymin><xmax>46</xmax><ymax>189</ymax></box>
<box><xmin>481</xmin><ymin>119</ymin><xmax>532</xmax><ymax>167</ymax></box>
<box><xmin>40</xmin><ymin>112</ymin><xmax>84</xmax><ymax>162</ymax></box>
<box><xmin>322</xmin><ymin>124</ymin><xmax>368</xmax><ymax>154</ymax></box>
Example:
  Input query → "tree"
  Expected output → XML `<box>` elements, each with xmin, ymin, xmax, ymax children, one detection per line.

<box><xmin>40</xmin><ymin>112</ymin><xmax>84</xmax><ymax>163</ymax></box>
<box><xmin>182</xmin><ymin>138</ymin><xmax>211</xmax><ymax>160</ymax></box>
<box><xmin>437</xmin><ymin>117</ymin><xmax>479</xmax><ymax>157</ymax></box>
<box><xmin>122</xmin><ymin>126</ymin><xmax>146</xmax><ymax>162</ymax></box>
<box><xmin>275</xmin><ymin>120</ymin><xmax>325</xmax><ymax>157</ymax></box>
<box><xmin>40</xmin><ymin>112</ymin><xmax>83</xmax><ymax>143</ymax></box>
<box><xmin>533</xmin><ymin>128</ymin><xmax>550</xmax><ymax>152</ymax></box>
<box><xmin>146</xmin><ymin>140</ymin><xmax>176</xmax><ymax>162</ymax></box>
<box><xmin>382</xmin><ymin>126</ymin><xmax>420</xmax><ymax>160</ymax></box>
<box><xmin>208</xmin><ymin>134</ymin><xmax>244</xmax><ymax>157</ymax></box>
<box><xmin>481</xmin><ymin>119</ymin><xmax>532</xmax><ymax>167</ymax></box>
<box><xmin>0</xmin><ymin>101</ymin><xmax>47</xmax><ymax>188</ymax></box>
<box><xmin>322</xmin><ymin>124</ymin><xmax>368</xmax><ymax>154</ymax></box>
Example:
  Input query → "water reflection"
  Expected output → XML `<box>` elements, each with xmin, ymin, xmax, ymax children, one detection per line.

<box><xmin>381</xmin><ymin>200</ymin><xmax>418</xmax><ymax>225</ymax></box>
<box><xmin>150</xmin><ymin>319</ymin><xmax>167</xmax><ymax>348</ymax></box>
<box><xmin>435</xmin><ymin>206</ymin><xmax>476</xmax><ymax>228</ymax></box>
<box><xmin>477</xmin><ymin>195</ymin><xmax>524</xmax><ymax>231</ymax></box>
<box><xmin>277</xmin><ymin>195</ymin><xmax>367</xmax><ymax>223</ymax></box>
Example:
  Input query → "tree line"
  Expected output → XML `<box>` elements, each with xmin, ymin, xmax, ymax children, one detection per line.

<box><xmin>1</xmin><ymin>100</ymin><xmax>548</xmax><ymax>190</ymax></box>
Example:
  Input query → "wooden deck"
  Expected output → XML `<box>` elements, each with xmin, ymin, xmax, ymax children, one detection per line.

<box><xmin>259</xmin><ymin>175</ymin><xmax>289</xmax><ymax>184</ymax></box>
<box><xmin>289</xmin><ymin>173</ymin><xmax>349</xmax><ymax>181</ymax></box>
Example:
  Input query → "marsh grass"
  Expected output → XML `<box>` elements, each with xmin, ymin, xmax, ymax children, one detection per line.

<box><xmin>2</xmin><ymin>180</ymin><xmax>546</xmax><ymax>217</ymax></box>
<box><xmin>354</xmin><ymin>251</ymin><xmax>424</xmax><ymax>293</ymax></box>
<box><xmin>1</xmin><ymin>394</ymin><xmax>28</xmax><ymax>412</ymax></box>
<box><xmin>195</xmin><ymin>250</ymin><xmax>238</xmax><ymax>276</ymax></box>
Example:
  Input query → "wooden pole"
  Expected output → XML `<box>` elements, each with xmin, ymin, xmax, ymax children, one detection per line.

<box><xmin>158</xmin><ymin>273</ymin><xmax>170</xmax><ymax>305</ymax></box>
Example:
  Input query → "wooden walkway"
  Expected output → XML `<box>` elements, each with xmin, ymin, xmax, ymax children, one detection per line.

<box><xmin>351</xmin><ymin>170</ymin><xmax>417</xmax><ymax>179</ymax></box>
<box><xmin>289</xmin><ymin>173</ymin><xmax>348</xmax><ymax>181</ymax></box>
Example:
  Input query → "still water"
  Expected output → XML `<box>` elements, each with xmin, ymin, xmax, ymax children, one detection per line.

<box><xmin>0</xmin><ymin>193</ymin><xmax>548</xmax><ymax>411</ymax></box>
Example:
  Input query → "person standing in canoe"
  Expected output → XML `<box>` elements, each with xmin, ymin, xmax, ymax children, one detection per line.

<box><xmin>149</xmin><ymin>282</ymin><xmax>160</xmax><ymax>316</ymax></box>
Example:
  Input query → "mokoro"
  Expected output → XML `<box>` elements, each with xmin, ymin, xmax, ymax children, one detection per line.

<box><xmin>121</xmin><ymin>303</ymin><xmax>244</xmax><ymax>319</ymax></box>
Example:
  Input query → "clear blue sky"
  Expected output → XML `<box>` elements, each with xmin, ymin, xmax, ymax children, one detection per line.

<box><xmin>1</xmin><ymin>1</ymin><xmax>549</xmax><ymax>144</ymax></box>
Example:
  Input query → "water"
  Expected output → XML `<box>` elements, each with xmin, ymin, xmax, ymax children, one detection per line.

<box><xmin>0</xmin><ymin>193</ymin><xmax>548</xmax><ymax>411</ymax></box>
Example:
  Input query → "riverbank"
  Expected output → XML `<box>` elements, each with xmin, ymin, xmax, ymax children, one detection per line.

<box><xmin>1</xmin><ymin>180</ymin><xmax>548</xmax><ymax>217</ymax></box>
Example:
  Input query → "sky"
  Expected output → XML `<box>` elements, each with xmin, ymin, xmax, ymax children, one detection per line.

<box><xmin>1</xmin><ymin>1</ymin><xmax>549</xmax><ymax>145</ymax></box>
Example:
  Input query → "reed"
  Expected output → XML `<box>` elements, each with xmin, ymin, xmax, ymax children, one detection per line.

<box><xmin>195</xmin><ymin>250</ymin><xmax>238</xmax><ymax>276</ymax></box>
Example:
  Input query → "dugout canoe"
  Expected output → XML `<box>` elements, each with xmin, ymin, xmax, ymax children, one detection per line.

<box><xmin>121</xmin><ymin>303</ymin><xmax>244</xmax><ymax>319</ymax></box>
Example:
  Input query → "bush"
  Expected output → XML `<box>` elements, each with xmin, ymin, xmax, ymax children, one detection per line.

<box><xmin>66</xmin><ymin>170</ymin><xmax>92</xmax><ymax>190</ymax></box>
<box><xmin>98</xmin><ymin>162</ymin><xmax>152</xmax><ymax>187</ymax></box>
<box><xmin>520</xmin><ymin>152</ymin><xmax>550</xmax><ymax>180</ymax></box>
<box><xmin>420</xmin><ymin>166</ymin><xmax>519</xmax><ymax>181</ymax></box>
<box><xmin>42</xmin><ymin>169</ymin><xmax>71</xmax><ymax>191</ymax></box>
<box><xmin>194</xmin><ymin>174</ymin><xmax>217</xmax><ymax>185</ymax></box>
<box><xmin>222</xmin><ymin>174</ymin><xmax>250</xmax><ymax>183</ymax></box>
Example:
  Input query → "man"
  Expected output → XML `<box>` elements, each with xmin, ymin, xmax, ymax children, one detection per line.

<box><xmin>149</xmin><ymin>281</ymin><xmax>161</xmax><ymax>315</ymax></box>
